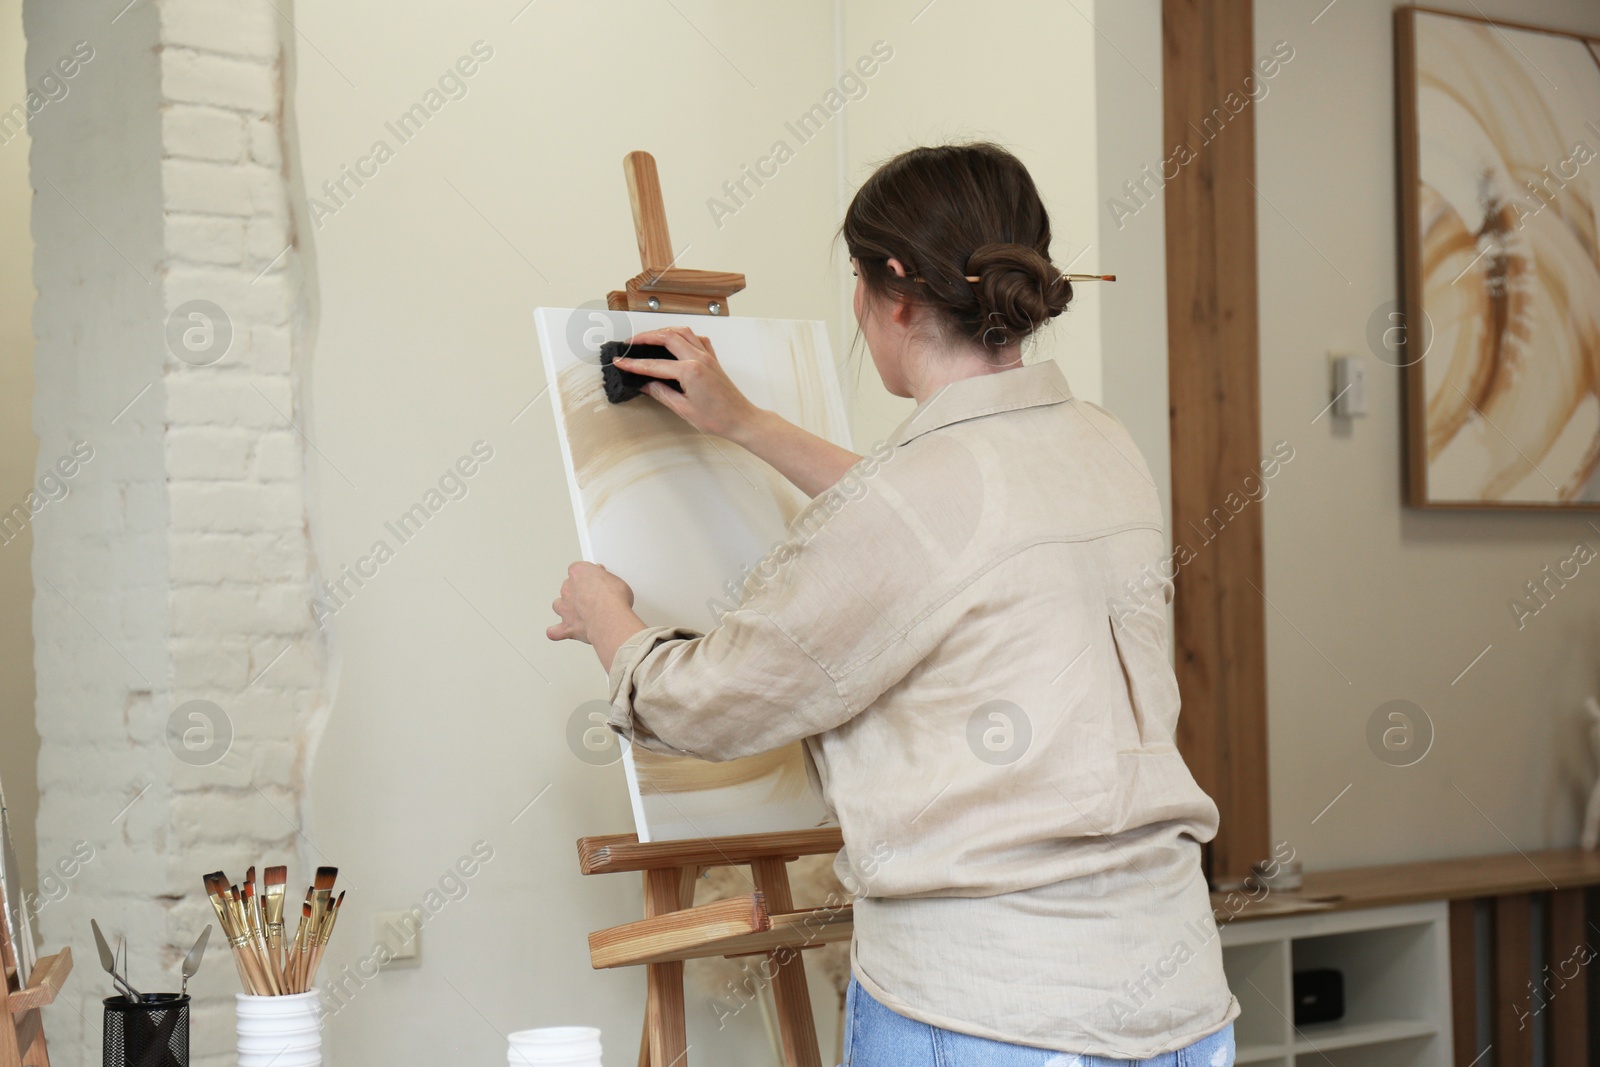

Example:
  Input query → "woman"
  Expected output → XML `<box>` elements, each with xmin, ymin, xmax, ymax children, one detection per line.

<box><xmin>548</xmin><ymin>143</ymin><xmax>1238</xmax><ymax>1066</ymax></box>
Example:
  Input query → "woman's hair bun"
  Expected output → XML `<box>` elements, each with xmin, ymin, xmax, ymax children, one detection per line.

<box><xmin>965</xmin><ymin>243</ymin><xmax>1072</xmax><ymax>350</ymax></box>
<box><xmin>841</xmin><ymin>143</ymin><xmax>1075</xmax><ymax>355</ymax></box>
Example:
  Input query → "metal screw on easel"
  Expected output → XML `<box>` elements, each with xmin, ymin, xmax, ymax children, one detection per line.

<box><xmin>646</xmin><ymin>296</ymin><xmax>660</xmax><ymax>310</ymax></box>
<box><xmin>708</xmin><ymin>301</ymin><xmax>721</xmax><ymax>315</ymax></box>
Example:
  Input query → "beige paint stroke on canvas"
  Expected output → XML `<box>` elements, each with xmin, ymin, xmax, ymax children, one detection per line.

<box><xmin>1416</xmin><ymin>17</ymin><xmax>1600</xmax><ymax>502</ymax></box>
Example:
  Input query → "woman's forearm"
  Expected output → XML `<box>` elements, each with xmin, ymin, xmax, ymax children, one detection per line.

<box><xmin>591</xmin><ymin>606</ymin><xmax>647</xmax><ymax>674</ymax></box>
<box><xmin>729</xmin><ymin>408</ymin><xmax>862</xmax><ymax>498</ymax></box>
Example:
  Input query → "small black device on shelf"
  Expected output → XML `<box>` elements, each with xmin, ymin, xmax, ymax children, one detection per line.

<box><xmin>1292</xmin><ymin>968</ymin><xmax>1344</xmax><ymax>1026</ymax></box>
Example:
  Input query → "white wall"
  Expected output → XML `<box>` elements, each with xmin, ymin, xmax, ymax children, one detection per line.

<box><xmin>839</xmin><ymin>0</ymin><xmax>1105</xmax><ymax>443</ymax></box>
<box><xmin>1255</xmin><ymin>0</ymin><xmax>1600</xmax><ymax>870</ymax></box>
<box><xmin>0</xmin><ymin>0</ymin><xmax>38</xmax><ymax>897</ymax></box>
<box><xmin>292</xmin><ymin>2</ymin><xmax>1104</xmax><ymax>1062</ymax></box>
<box><xmin>1094</xmin><ymin>0</ymin><xmax>1170</xmax><ymax>544</ymax></box>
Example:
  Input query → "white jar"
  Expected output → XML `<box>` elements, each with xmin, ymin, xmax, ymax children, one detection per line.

<box><xmin>507</xmin><ymin>1026</ymin><xmax>603</xmax><ymax>1066</ymax></box>
<box><xmin>236</xmin><ymin>991</ymin><xmax>323</xmax><ymax>1067</ymax></box>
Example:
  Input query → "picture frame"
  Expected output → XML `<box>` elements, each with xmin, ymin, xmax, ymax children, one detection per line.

<box><xmin>1395</xmin><ymin>7</ymin><xmax>1600</xmax><ymax>507</ymax></box>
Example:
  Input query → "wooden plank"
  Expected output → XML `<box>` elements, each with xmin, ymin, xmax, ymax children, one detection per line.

<box><xmin>1161</xmin><ymin>0</ymin><xmax>1271</xmax><ymax>886</ymax></box>
<box><xmin>578</xmin><ymin>829</ymin><xmax>844</xmax><ymax>876</ymax></box>
<box><xmin>620</xmin><ymin>282</ymin><xmax>733</xmax><ymax>317</ymax></box>
<box><xmin>624</xmin><ymin>151</ymin><xmax>674</xmax><ymax>273</ymax></box>
<box><xmin>591</xmin><ymin>907</ymin><xmax>853</xmax><ymax>966</ymax></box>
<box><xmin>590</xmin><ymin>895</ymin><xmax>769</xmax><ymax>970</ymax></box>
<box><xmin>1448</xmin><ymin>899</ymin><xmax>1479</xmax><ymax>1067</ymax></box>
<box><xmin>720</xmin><ymin>907</ymin><xmax>853</xmax><ymax>960</ymax></box>
<box><xmin>642</xmin><ymin>868</ymin><xmax>689</xmax><ymax>1067</ymax></box>
<box><xmin>751</xmin><ymin>858</ymin><xmax>822</xmax><ymax>1067</ymax></box>
<box><xmin>1548</xmin><ymin>889</ymin><xmax>1587</xmax><ymax>1067</ymax></box>
<box><xmin>1222</xmin><ymin>848</ymin><xmax>1600</xmax><ymax>921</ymax></box>
<box><xmin>630</xmin><ymin>268</ymin><xmax>746</xmax><ymax>297</ymax></box>
<box><xmin>7</xmin><ymin>949</ymin><xmax>71</xmax><ymax>1017</ymax></box>
<box><xmin>1492</xmin><ymin>894</ymin><xmax>1533</xmax><ymax>1067</ymax></box>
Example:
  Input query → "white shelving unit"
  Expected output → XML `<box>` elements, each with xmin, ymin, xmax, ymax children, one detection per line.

<box><xmin>1220</xmin><ymin>901</ymin><xmax>1453</xmax><ymax>1067</ymax></box>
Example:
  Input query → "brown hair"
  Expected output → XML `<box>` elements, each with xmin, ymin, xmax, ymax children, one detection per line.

<box><xmin>841</xmin><ymin>142</ymin><xmax>1072</xmax><ymax>353</ymax></box>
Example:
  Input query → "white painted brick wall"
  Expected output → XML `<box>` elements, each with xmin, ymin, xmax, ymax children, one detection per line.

<box><xmin>27</xmin><ymin>1</ymin><xmax>327</xmax><ymax>1064</ymax></box>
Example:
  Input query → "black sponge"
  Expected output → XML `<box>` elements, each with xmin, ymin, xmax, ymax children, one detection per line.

<box><xmin>600</xmin><ymin>341</ymin><xmax>681</xmax><ymax>404</ymax></box>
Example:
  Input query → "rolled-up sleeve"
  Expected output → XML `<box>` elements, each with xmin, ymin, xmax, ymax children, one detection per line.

<box><xmin>605</xmin><ymin>611</ymin><xmax>852</xmax><ymax>762</ymax></box>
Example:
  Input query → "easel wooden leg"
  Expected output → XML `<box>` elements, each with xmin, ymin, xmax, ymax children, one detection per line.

<box><xmin>0</xmin><ymin>1010</ymin><xmax>20</xmax><ymax>1067</ymax></box>
<box><xmin>17</xmin><ymin>1009</ymin><xmax>50</xmax><ymax>1067</ymax></box>
<box><xmin>641</xmin><ymin>868</ymin><xmax>691</xmax><ymax>1067</ymax></box>
<box><xmin>1</xmin><ymin>1006</ymin><xmax>49</xmax><ymax>1067</ymax></box>
<box><xmin>751</xmin><ymin>859</ymin><xmax>822</xmax><ymax>1067</ymax></box>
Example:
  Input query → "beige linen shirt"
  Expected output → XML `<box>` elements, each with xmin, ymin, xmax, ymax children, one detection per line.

<box><xmin>606</xmin><ymin>360</ymin><xmax>1240</xmax><ymax>1057</ymax></box>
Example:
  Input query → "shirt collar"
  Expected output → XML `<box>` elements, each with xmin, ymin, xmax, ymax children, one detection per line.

<box><xmin>887</xmin><ymin>360</ymin><xmax>1075</xmax><ymax>448</ymax></box>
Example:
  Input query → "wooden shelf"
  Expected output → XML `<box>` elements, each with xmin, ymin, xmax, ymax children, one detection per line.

<box><xmin>577</xmin><ymin>828</ymin><xmax>843</xmax><ymax>876</ymax></box>
<box><xmin>1217</xmin><ymin>847</ymin><xmax>1600</xmax><ymax>923</ymax></box>
<box><xmin>6</xmin><ymin>947</ymin><xmax>71</xmax><ymax>1015</ymax></box>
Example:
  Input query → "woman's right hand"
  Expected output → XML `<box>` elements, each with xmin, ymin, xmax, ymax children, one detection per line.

<box><xmin>614</xmin><ymin>327</ymin><xmax>761</xmax><ymax>439</ymax></box>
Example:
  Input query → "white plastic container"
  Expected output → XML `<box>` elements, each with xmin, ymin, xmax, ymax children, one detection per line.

<box><xmin>507</xmin><ymin>1026</ymin><xmax>603</xmax><ymax>1066</ymax></box>
<box><xmin>237</xmin><ymin>991</ymin><xmax>323</xmax><ymax>1067</ymax></box>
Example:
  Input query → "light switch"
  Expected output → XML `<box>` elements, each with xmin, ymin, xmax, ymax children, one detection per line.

<box><xmin>1330</xmin><ymin>352</ymin><xmax>1367</xmax><ymax>418</ymax></box>
<box><xmin>374</xmin><ymin>910</ymin><xmax>421</xmax><ymax>968</ymax></box>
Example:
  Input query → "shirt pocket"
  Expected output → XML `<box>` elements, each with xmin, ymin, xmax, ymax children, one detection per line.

<box><xmin>1107</xmin><ymin>608</ymin><xmax>1183</xmax><ymax>749</ymax></box>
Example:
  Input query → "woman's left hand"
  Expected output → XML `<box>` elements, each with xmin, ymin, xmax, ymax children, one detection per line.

<box><xmin>548</xmin><ymin>562</ymin><xmax>635</xmax><ymax>646</ymax></box>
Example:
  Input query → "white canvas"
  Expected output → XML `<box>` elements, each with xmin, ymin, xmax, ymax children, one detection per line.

<box><xmin>535</xmin><ymin>306</ymin><xmax>850</xmax><ymax>842</ymax></box>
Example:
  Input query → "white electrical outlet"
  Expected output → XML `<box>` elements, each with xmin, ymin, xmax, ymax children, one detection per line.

<box><xmin>1330</xmin><ymin>352</ymin><xmax>1368</xmax><ymax>418</ymax></box>
<box><xmin>374</xmin><ymin>910</ymin><xmax>422</xmax><ymax>968</ymax></box>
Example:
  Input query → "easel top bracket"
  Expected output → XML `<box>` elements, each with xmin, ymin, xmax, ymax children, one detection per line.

<box><xmin>606</xmin><ymin>150</ymin><xmax>746</xmax><ymax>317</ymax></box>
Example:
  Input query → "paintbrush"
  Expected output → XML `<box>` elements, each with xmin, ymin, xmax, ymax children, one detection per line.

<box><xmin>227</xmin><ymin>883</ymin><xmax>273</xmax><ymax>996</ymax></box>
<box><xmin>263</xmin><ymin>865</ymin><xmax>287</xmax><ymax>977</ymax></box>
<box><xmin>955</xmin><ymin>273</ymin><xmax>1117</xmax><ymax>282</ymax></box>
<box><xmin>306</xmin><ymin>890</ymin><xmax>343</xmax><ymax>989</ymax></box>
<box><xmin>241</xmin><ymin>878</ymin><xmax>280</xmax><ymax>995</ymax></box>
<box><xmin>205</xmin><ymin>872</ymin><xmax>258</xmax><ymax>995</ymax></box>
<box><xmin>281</xmin><ymin>890</ymin><xmax>308</xmax><ymax>993</ymax></box>
<box><xmin>303</xmin><ymin>867</ymin><xmax>337</xmax><ymax>989</ymax></box>
<box><xmin>290</xmin><ymin>897</ymin><xmax>313</xmax><ymax>993</ymax></box>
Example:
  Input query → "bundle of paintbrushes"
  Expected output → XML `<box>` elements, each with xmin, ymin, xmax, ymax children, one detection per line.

<box><xmin>201</xmin><ymin>865</ymin><xmax>344</xmax><ymax>995</ymax></box>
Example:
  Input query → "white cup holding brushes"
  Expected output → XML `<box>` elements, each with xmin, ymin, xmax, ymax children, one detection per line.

<box><xmin>507</xmin><ymin>1026</ymin><xmax>603</xmax><ymax>1066</ymax></box>
<box><xmin>204</xmin><ymin>863</ymin><xmax>343</xmax><ymax>1067</ymax></box>
<box><xmin>236</xmin><ymin>990</ymin><xmax>322</xmax><ymax>1066</ymax></box>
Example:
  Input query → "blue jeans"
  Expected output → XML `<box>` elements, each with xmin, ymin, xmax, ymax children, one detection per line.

<box><xmin>842</xmin><ymin>978</ymin><xmax>1235</xmax><ymax>1066</ymax></box>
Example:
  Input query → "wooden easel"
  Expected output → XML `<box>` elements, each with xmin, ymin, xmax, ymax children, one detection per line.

<box><xmin>0</xmin><ymin>899</ymin><xmax>72</xmax><ymax>1067</ymax></box>
<box><xmin>605</xmin><ymin>151</ymin><xmax>745</xmax><ymax>317</ymax></box>
<box><xmin>580</xmin><ymin>151</ymin><xmax>853</xmax><ymax>1067</ymax></box>
<box><xmin>578</xmin><ymin>829</ymin><xmax>852</xmax><ymax>1067</ymax></box>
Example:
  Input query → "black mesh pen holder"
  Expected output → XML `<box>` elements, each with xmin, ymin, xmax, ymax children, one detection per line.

<box><xmin>103</xmin><ymin>994</ymin><xmax>190</xmax><ymax>1067</ymax></box>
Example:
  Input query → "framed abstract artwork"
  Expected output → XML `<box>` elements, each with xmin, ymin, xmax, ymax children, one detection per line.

<box><xmin>1396</xmin><ymin>7</ymin><xmax>1600</xmax><ymax>507</ymax></box>
<box><xmin>535</xmin><ymin>307</ymin><xmax>849</xmax><ymax>842</ymax></box>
